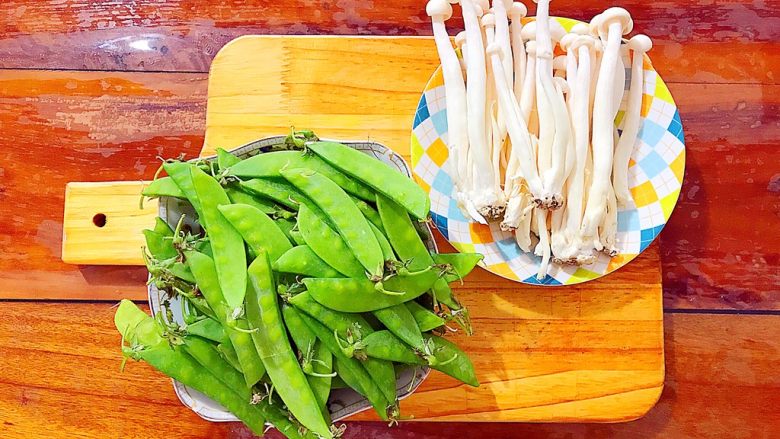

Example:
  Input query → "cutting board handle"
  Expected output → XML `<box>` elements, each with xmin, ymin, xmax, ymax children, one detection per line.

<box><xmin>61</xmin><ymin>181</ymin><xmax>156</xmax><ymax>266</ymax></box>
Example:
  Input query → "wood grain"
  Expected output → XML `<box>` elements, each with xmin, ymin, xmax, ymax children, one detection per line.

<box><xmin>0</xmin><ymin>1</ymin><xmax>777</xmax><ymax>84</ymax></box>
<box><xmin>1</xmin><ymin>302</ymin><xmax>776</xmax><ymax>438</ymax></box>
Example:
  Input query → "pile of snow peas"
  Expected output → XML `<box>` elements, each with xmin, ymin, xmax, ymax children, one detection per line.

<box><xmin>119</xmin><ymin>133</ymin><xmax>483</xmax><ymax>438</ymax></box>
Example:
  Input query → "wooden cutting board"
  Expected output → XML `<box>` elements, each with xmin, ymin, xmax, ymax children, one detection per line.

<box><xmin>61</xmin><ymin>36</ymin><xmax>664</xmax><ymax>422</ymax></box>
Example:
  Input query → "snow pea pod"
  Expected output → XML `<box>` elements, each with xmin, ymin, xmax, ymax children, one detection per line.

<box><xmin>153</xmin><ymin>217</ymin><xmax>174</xmax><ymax>236</ymax></box>
<box><xmin>363</xmin><ymin>330</ymin><xmax>425</xmax><ymax>365</ymax></box>
<box><xmin>240</xmin><ymin>178</ymin><xmax>307</xmax><ymax>211</ymax></box>
<box><xmin>186</xmin><ymin>317</ymin><xmax>226</xmax><ymax>343</ymax></box>
<box><xmin>424</xmin><ymin>334</ymin><xmax>479</xmax><ymax>387</ymax></box>
<box><xmin>307</xmin><ymin>141</ymin><xmax>430</xmax><ymax>219</ymax></box>
<box><xmin>297</xmin><ymin>204</ymin><xmax>365</xmax><ymax>279</ymax></box>
<box><xmin>377</xmin><ymin>194</ymin><xmax>467</xmax><ymax>317</ymax></box>
<box><xmin>302</xmin><ymin>270</ymin><xmax>441</xmax><ymax>313</ymax></box>
<box><xmin>432</xmin><ymin>252</ymin><xmax>484</xmax><ymax>282</ymax></box>
<box><xmin>164</xmin><ymin>162</ymin><xmax>203</xmax><ymax>218</ymax></box>
<box><xmin>406</xmin><ymin>301</ymin><xmax>445</xmax><ymax>332</ymax></box>
<box><xmin>225</xmin><ymin>186</ymin><xmax>278</xmax><ymax>215</ymax></box>
<box><xmin>275</xmin><ymin>217</ymin><xmax>296</xmax><ymax>242</ymax></box>
<box><xmin>369</xmin><ymin>222</ymin><xmax>395</xmax><ymax>263</ymax></box>
<box><xmin>274</xmin><ymin>246</ymin><xmax>343</xmax><ymax>278</ymax></box>
<box><xmin>372</xmin><ymin>304</ymin><xmax>425</xmax><ymax>351</ymax></box>
<box><xmin>297</xmin><ymin>311</ymin><xmax>390</xmax><ymax>420</ymax></box>
<box><xmin>227</xmin><ymin>150</ymin><xmax>374</xmax><ymax>201</ymax></box>
<box><xmin>281</xmin><ymin>168</ymin><xmax>383</xmax><ymax>278</ymax></box>
<box><xmin>216</xmin><ymin>148</ymin><xmax>241</xmax><ymax>170</ymax></box>
<box><xmin>217</xmin><ymin>341</ymin><xmax>242</xmax><ymax>372</ymax></box>
<box><xmin>143</xmin><ymin>229</ymin><xmax>177</xmax><ymax>261</ymax></box>
<box><xmin>245</xmin><ymin>253</ymin><xmax>332</xmax><ymax>439</ymax></box>
<box><xmin>351</xmin><ymin>195</ymin><xmax>384</xmax><ymax>233</ymax></box>
<box><xmin>185</xmin><ymin>251</ymin><xmax>265</xmax><ymax>388</ymax></box>
<box><xmin>142</xmin><ymin>176</ymin><xmax>186</xmax><ymax>199</ymax></box>
<box><xmin>282</xmin><ymin>305</ymin><xmax>332</xmax><ymax>421</ymax></box>
<box><xmin>190</xmin><ymin>166</ymin><xmax>246</xmax><ymax>309</ymax></box>
<box><xmin>115</xmin><ymin>301</ymin><xmax>270</xmax><ymax>435</ymax></box>
<box><xmin>183</xmin><ymin>335</ymin><xmax>251</xmax><ymax>401</ymax></box>
<box><xmin>288</xmin><ymin>292</ymin><xmax>373</xmax><ymax>339</ymax></box>
<box><xmin>218</xmin><ymin>203</ymin><xmax>292</xmax><ymax>262</ymax></box>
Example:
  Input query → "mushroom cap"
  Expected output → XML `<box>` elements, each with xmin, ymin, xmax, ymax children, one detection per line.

<box><xmin>520</xmin><ymin>20</ymin><xmax>536</xmax><ymax>40</ymax></box>
<box><xmin>628</xmin><ymin>34</ymin><xmax>653</xmax><ymax>52</ymax></box>
<box><xmin>481</xmin><ymin>12</ymin><xmax>496</xmax><ymax>27</ymax></box>
<box><xmin>549</xmin><ymin>19</ymin><xmax>566</xmax><ymax>42</ymax></box>
<box><xmin>570</xmin><ymin>22</ymin><xmax>589</xmax><ymax>35</ymax></box>
<box><xmin>560</xmin><ymin>33</ymin><xmax>577</xmax><ymax>50</ymax></box>
<box><xmin>508</xmin><ymin>2</ymin><xmax>528</xmax><ymax>19</ymax></box>
<box><xmin>553</xmin><ymin>76</ymin><xmax>570</xmax><ymax>94</ymax></box>
<box><xmin>598</xmin><ymin>7</ymin><xmax>633</xmax><ymax>35</ymax></box>
<box><xmin>486</xmin><ymin>42</ymin><xmax>503</xmax><ymax>59</ymax></box>
<box><xmin>455</xmin><ymin>31</ymin><xmax>467</xmax><ymax>47</ymax></box>
<box><xmin>475</xmin><ymin>0</ymin><xmax>490</xmax><ymax>15</ymax></box>
<box><xmin>552</xmin><ymin>55</ymin><xmax>567</xmax><ymax>71</ymax></box>
<box><xmin>494</xmin><ymin>0</ymin><xmax>513</xmax><ymax>10</ymax></box>
<box><xmin>525</xmin><ymin>40</ymin><xmax>538</xmax><ymax>54</ymax></box>
<box><xmin>589</xmin><ymin>14</ymin><xmax>602</xmax><ymax>37</ymax></box>
<box><xmin>569</xmin><ymin>34</ymin><xmax>596</xmax><ymax>52</ymax></box>
<box><xmin>426</xmin><ymin>0</ymin><xmax>453</xmax><ymax>19</ymax></box>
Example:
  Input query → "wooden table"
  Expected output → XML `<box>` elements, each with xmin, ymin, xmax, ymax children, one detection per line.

<box><xmin>1</xmin><ymin>1</ymin><xmax>778</xmax><ymax>438</ymax></box>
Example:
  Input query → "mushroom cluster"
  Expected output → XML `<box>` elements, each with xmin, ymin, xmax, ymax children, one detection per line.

<box><xmin>426</xmin><ymin>0</ymin><xmax>652</xmax><ymax>279</ymax></box>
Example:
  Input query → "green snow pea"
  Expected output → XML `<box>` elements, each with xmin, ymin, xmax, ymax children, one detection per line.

<box><xmin>185</xmin><ymin>251</ymin><xmax>265</xmax><ymax>388</ymax></box>
<box><xmin>350</xmin><ymin>196</ymin><xmax>384</xmax><ymax>233</ymax></box>
<box><xmin>239</xmin><ymin>178</ymin><xmax>308</xmax><ymax>211</ymax></box>
<box><xmin>307</xmin><ymin>141</ymin><xmax>430</xmax><ymax>219</ymax></box>
<box><xmin>143</xmin><ymin>229</ymin><xmax>177</xmax><ymax>261</ymax></box>
<box><xmin>217</xmin><ymin>341</ymin><xmax>242</xmax><ymax>372</ymax></box>
<box><xmin>273</xmin><ymin>246</ymin><xmax>343</xmax><ymax>278</ymax></box>
<box><xmin>297</xmin><ymin>311</ymin><xmax>390</xmax><ymax>421</ymax></box>
<box><xmin>186</xmin><ymin>317</ymin><xmax>226</xmax><ymax>343</ymax></box>
<box><xmin>363</xmin><ymin>330</ymin><xmax>424</xmax><ymax>365</ymax></box>
<box><xmin>216</xmin><ymin>148</ymin><xmax>241</xmax><ymax>170</ymax></box>
<box><xmin>245</xmin><ymin>252</ymin><xmax>332</xmax><ymax>439</ymax></box>
<box><xmin>406</xmin><ymin>301</ymin><xmax>445</xmax><ymax>332</ymax></box>
<box><xmin>432</xmin><ymin>252</ymin><xmax>485</xmax><ymax>283</ymax></box>
<box><xmin>217</xmin><ymin>203</ymin><xmax>292</xmax><ymax>262</ymax></box>
<box><xmin>369</xmin><ymin>222</ymin><xmax>395</xmax><ymax>263</ymax></box>
<box><xmin>297</xmin><ymin>204</ymin><xmax>365</xmax><ymax>279</ymax></box>
<box><xmin>227</xmin><ymin>150</ymin><xmax>374</xmax><ymax>201</ymax></box>
<box><xmin>153</xmin><ymin>217</ymin><xmax>174</xmax><ymax>236</ymax></box>
<box><xmin>163</xmin><ymin>162</ymin><xmax>203</xmax><ymax>218</ymax></box>
<box><xmin>183</xmin><ymin>335</ymin><xmax>251</xmax><ymax>401</ymax></box>
<box><xmin>281</xmin><ymin>168</ymin><xmax>383</xmax><ymax>278</ymax></box>
<box><xmin>302</xmin><ymin>269</ymin><xmax>441</xmax><ymax>313</ymax></box>
<box><xmin>190</xmin><ymin>166</ymin><xmax>246</xmax><ymax>309</ymax></box>
<box><xmin>142</xmin><ymin>176</ymin><xmax>186</xmax><ymax>199</ymax></box>
<box><xmin>423</xmin><ymin>334</ymin><xmax>479</xmax><ymax>387</ymax></box>
<box><xmin>225</xmin><ymin>186</ymin><xmax>278</xmax><ymax>215</ymax></box>
<box><xmin>372</xmin><ymin>304</ymin><xmax>425</xmax><ymax>352</ymax></box>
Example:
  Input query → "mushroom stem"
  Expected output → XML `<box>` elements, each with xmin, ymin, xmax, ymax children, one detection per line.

<box><xmin>613</xmin><ymin>35</ymin><xmax>652</xmax><ymax>207</ymax></box>
<box><xmin>509</xmin><ymin>2</ymin><xmax>528</xmax><ymax>99</ymax></box>
<box><xmin>534</xmin><ymin>208</ymin><xmax>551</xmax><ymax>280</ymax></box>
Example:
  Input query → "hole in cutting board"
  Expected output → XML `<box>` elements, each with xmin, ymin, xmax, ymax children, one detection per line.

<box><xmin>92</xmin><ymin>213</ymin><xmax>107</xmax><ymax>228</ymax></box>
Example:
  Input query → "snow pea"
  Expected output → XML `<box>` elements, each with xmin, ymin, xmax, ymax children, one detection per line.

<box><xmin>245</xmin><ymin>252</ymin><xmax>332</xmax><ymax>439</ymax></box>
<box><xmin>281</xmin><ymin>168</ymin><xmax>383</xmax><ymax>278</ymax></box>
<box><xmin>153</xmin><ymin>217</ymin><xmax>174</xmax><ymax>236</ymax></box>
<box><xmin>190</xmin><ymin>166</ymin><xmax>246</xmax><ymax>309</ymax></box>
<box><xmin>227</xmin><ymin>150</ymin><xmax>374</xmax><ymax>201</ymax></box>
<box><xmin>363</xmin><ymin>330</ymin><xmax>424</xmax><ymax>365</ymax></box>
<box><xmin>183</xmin><ymin>335</ymin><xmax>251</xmax><ymax>401</ymax></box>
<box><xmin>432</xmin><ymin>252</ymin><xmax>485</xmax><ymax>282</ymax></box>
<box><xmin>372</xmin><ymin>304</ymin><xmax>425</xmax><ymax>352</ymax></box>
<box><xmin>297</xmin><ymin>311</ymin><xmax>390</xmax><ymax>420</ymax></box>
<box><xmin>424</xmin><ymin>334</ymin><xmax>478</xmax><ymax>387</ymax></box>
<box><xmin>225</xmin><ymin>186</ymin><xmax>278</xmax><ymax>215</ymax></box>
<box><xmin>273</xmin><ymin>246</ymin><xmax>343</xmax><ymax>278</ymax></box>
<box><xmin>217</xmin><ymin>341</ymin><xmax>242</xmax><ymax>372</ymax></box>
<box><xmin>307</xmin><ymin>141</ymin><xmax>430</xmax><ymax>219</ymax></box>
<box><xmin>143</xmin><ymin>229</ymin><xmax>177</xmax><ymax>261</ymax></box>
<box><xmin>275</xmin><ymin>217</ymin><xmax>296</xmax><ymax>242</ymax></box>
<box><xmin>216</xmin><ymin>148</ymin><xmax>241</xmax><ymax>170</ymax></box>
<box><xmin>350</xmin><ymin>195</ymin><xmax>384</xmax><ymax>233</ymax></box>
<box><xmin>288</xmin><ymin>292</ymin><xmax>373</xmax><ymax>341</ymax></box>
<box><xmin>163</xmin><ymin>162</ymin><xmax>203</xmax><ymax>218</ymax></box>
<box><xmin>369</xmin><ymin>222</ymin><xmax>395</xmax><ymax>263</ymax></box>
<box><xmin>282</xmin><ymin>305</ymin><xmax>333</xmax><ymax>421</ymax></box>
<box><xmin>142</xmin><ymin>176</ymin><xmax>186</xmax><ymax>199</ymax></box>
<box><xmin>406</xmin><ymin>301</ymin><xmax>445</xmax><ymax>332</ymax></box>
<box><xmin>186</xmin><ymin>317</ymin><xmax>226</xmax><ymax>343</ymax></box>
<box><xmin>297</xmin><ymin>204</ymin><xmax>365</xmax><ymax>278</ymax></box>
<box><xmin>302</xmin><ymin>269</ymin><xmax>441</xmax><ymax>313</ymax></box>
<box><xmin>185</xmin><ymin>251</ymin><xmax>265</xmax><ymax>388</ymax></box>
<box><xmin>218</xmin><ymin>203</ymin><xmax>292</xmax><ymax>262</ymax></box>
<box><xmin>239</xmin><ymin>178</ymin><xmax>308</xmax><ymax>211</ymax></box>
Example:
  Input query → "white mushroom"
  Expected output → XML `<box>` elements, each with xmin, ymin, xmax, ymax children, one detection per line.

<box><xmin>508</xmin><ymin>2</ymin><xmax>528</xmax><ymax>99</ymax></box>
<box><xmin>427</xmin><ymin>0</ymin><xmax>474</xmax><ymax>222</ymax></box>
<box><xmin>613</xmin><ymin>34</ymin><xmax>652</xmax><ymax>207</ymax></box>
<box><xmin>492</xmin><ymin>0</ymin><xmax>514</xmax><ymax>89</ymax></box>
<box><xmin>534</xmin><ymin>208</ymin><xmax>551</xmax><ymax>280</ymax></box>
<box><xmin>580</xmin><ymin>7</ymin><xmax>633</xmax><ymax>246</ymax></box>
<box><xmin>519</xmin><ymin>23</ymin><xmax>537</xmax><ymax>126</ymax></box>
<box><xmin>454</xmin><ymin>31</ymin><xmax>468</xmax><ymax>74</ymax></box>
<box><xmin>458</xmin><ymin>0</ymin><xmax>506</xmax><ymax>220</ymax></box>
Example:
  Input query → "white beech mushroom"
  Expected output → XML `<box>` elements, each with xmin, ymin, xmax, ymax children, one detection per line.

<box><xmin>508</xmin><ymin>2</ymin><xmax>528</xmax><ymax>100</ymax></box>
<box><xmin>427</xmin><ymin>0</ymin><xmax>474</xmax><ymax>222</ymax></box>
<box><xmin>560</xmin><ymin>34</ymin><xmax>597</xmax><ymax>265</ymax></box>
<box><xmin>492</xmin><ymin>0</ymin><xmax>514</xmax><ymax>88</ymax></box>
<box><xmin>481</xmin><ymin>12</ymin><xmax>505</xmax><ymax>202</ymax></box>
<box><xmin>534</xmin><ymin>208</ymin><xmax>551</xmax><ymax>280</ymax></box>
<box><xmin>459</xmin><ymin>0</ymin><xmax>506</xmax><ymax>220</ymax></box>
<box><xmin>613</xmin><ymin>34</ymin><xmax>652</xmax><ymax>207</ymax></box>
<box><xmin>486</xmin><ymin>42</ymin><xmax>546</xmax><ymax>206</ymax></box>
<box><xmin>455</xmin><ymin>31</ymin><xmax>468</xmax><ymax>74</ymax></box>
<box><xmin>519</xmin><ymin>24</ymin><xmax>537</xmax><ymax>127</ymax></box>
<box><xmin>580</xmin><ymin>8</ymin><xmax>633</xmax><ymax>247</ymax></box>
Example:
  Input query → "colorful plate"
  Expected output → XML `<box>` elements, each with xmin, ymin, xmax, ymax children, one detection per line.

<box><xmin>410</xmin><ymin>17</ymin><xmax>685</xmax><ymax>285</ymax></box>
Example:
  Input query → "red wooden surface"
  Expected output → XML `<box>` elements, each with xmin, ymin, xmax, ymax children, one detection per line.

<box><xmin>0</xmin><ymin>0</ymin><xmax>779</xmax><ymax>437</ymax></box>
